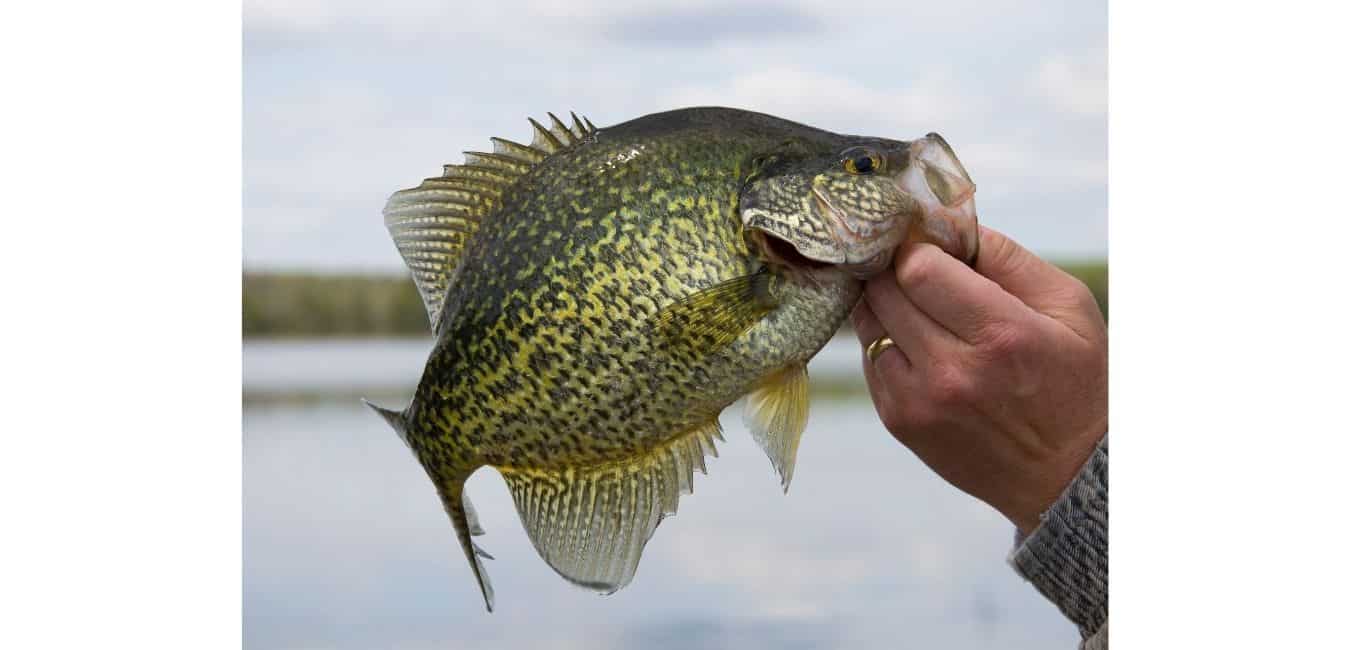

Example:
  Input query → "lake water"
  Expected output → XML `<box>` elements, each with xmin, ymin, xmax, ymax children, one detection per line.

<box><xmin>243</xmin><ymin>338</ymin><xmax>1078</xmax><ymax>649</ymax></box>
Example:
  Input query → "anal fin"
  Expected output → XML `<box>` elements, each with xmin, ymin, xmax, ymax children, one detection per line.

<box><xmin>744</xmin><ymin>364</ymin><xmax>810</xmax><ymax>491</ymax></box>
<box><xmin>435</xmin><ymin>479</ymin><xmax>495</xmax><ymax>611</ymax></box>
<box><xmin>498</xmin><ymin>420</ymin><xmax>723</xmax><ymax>594</ymax></box>
<box><xmin>463</xmin><ymin>492</ymin><xmax>486</xmax><ymax>537</ymax></box>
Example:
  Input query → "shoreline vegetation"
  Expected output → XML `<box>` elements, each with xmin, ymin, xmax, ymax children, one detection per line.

<box><xmin>243</xmin><ymin>261</ymin><xmax>1106</xmax><ymax>338</ymax></box>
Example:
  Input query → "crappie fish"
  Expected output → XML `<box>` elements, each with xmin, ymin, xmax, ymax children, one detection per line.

<box><xmin>367</xmin><ymin>107</ymin><xmax>978</xmax><ymax>610</ymax></box>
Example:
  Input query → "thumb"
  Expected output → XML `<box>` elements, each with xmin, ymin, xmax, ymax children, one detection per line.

<box><xmin>975</xmin><ymin>226</ymin><xmax>1104</xmax><ymax>338</ymax></box>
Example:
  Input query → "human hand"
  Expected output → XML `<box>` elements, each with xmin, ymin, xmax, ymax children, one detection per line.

<box><xmin>851</xmin><ymin>226</ymin><xmax>1107</xmax><ymax>534</ymax></box>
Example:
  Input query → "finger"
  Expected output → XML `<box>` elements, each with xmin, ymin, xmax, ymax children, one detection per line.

<box><xmin>863</xmin><ymin>268</ymin><xmax>963</xmax><ymax>357</ymax></box>
<box><xmin>893</xmin><ymin>242</ymin><xmax>1032</xmax><ymax>343</ymax></box>
<box><xmin>973</xmin><ymin>226</ymin><xmax>1104</xmax><ymax>339</ymax></box>
<box><xmin>851</xmin><ymin>300</ymin><xmax>914</xmax><ymax>412</ymax></box>
<box><xmin>851</xmin><ymin>300</ymin><xmax>912</xmax><ymax>372</ymax></box>
<box><xmin>850</xmin><ymin>302</ymin><xmax>912</xmax><ymax>432</ymax></box>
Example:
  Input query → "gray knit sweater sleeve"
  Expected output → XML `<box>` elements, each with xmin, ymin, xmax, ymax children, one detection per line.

<box><xmin>1009</xmin><ymin>436</ymin><xmax>1108</xmax><ymax>649</ymax></box>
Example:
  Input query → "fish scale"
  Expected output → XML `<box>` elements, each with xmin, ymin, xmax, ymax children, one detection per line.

<box><xmin>366</xmin><ymin>106</ymin><xmax>980</xmax><ymax>611</ymax></box>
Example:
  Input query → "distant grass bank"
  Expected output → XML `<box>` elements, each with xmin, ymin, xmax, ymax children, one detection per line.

<box><xmin>243</xmin><ymin>261</ymin><xmax>1107</xmax><ymax>338</ymax></box>
<box><xmin>243</xmin><ymin>274</ymin><xmax>428</xmax><ymax>337</ymax></box>
<box><xmin>1056</xmin><ymin>261</ymin><xmax>1109</xmax><ymax>321</ymax></box>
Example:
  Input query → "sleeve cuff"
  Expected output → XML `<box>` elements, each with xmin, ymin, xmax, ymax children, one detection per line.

<box><xmin>1009</xmin><ymin>435</ymin><xmax>1108</xmax><ymax>641</ymax></box>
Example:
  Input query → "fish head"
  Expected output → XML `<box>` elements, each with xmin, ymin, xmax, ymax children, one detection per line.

<box><xmin>740</xmin><ymin>133</ymin><xmax>979</xmax><ymax>278</ymax></box>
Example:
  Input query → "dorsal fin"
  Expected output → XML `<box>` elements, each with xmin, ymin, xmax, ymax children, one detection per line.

<box><xmin>383</xmin><ymin>112</ymin><xmax>596</xmax><ymax>331</ymax></box>
<box><xmin>527</xmin><ymin>117</ymin><xmax>564</xmax><ymax>153</ymax></box>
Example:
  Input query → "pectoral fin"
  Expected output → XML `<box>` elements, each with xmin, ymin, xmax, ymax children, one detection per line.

<box><xmin>744</xmin><ymin>364</ymin><xmax>810</xmax><ymax>491</ymax></box>
<box><xmin>653</xmin><ymin>270</ymin><xmax>778</xmax><ymax>353</ymax></box>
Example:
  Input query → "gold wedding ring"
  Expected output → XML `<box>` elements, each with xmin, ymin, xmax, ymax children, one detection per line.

<box><xmin>866</xmin><ymin>336</ymin><xmax>896</xmax><ymax>364</ymax></box>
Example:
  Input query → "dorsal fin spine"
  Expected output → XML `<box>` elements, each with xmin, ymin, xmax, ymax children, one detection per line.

<box><xmin>421</xmin><ymin>176</ymin><xmax>507</xmax><ymax>197</ymax></box>
<box><xmin>415</xmin><ymin>177</ymin><xmax>505</xmax><ymax>197</ymax></box>
<box><xmin>570</xmin><ymin>112</ymin><xmax>591</xmax><ymax>138</ymax></box>
<box><xmin>528</xmin><ymin>117</ymin><xmax>564</xmax><ymax>152</ymax></box>
<box><xmin>490</xmin><ymin>137</ymin><xmax>547</xmax><ymax>163</ymax></box>
<box><xmin>547</xmin><ymin>112</ymin><xmax>575</xmax><ymax>146</ymax></box>
<box><xmin>442</xmin><ymin>166</ymin><xmax>514</xmax><ymax>186</ymax></box>
<box><xmin>464</xmin><ymin>152</ymin><xmax>532</xmax><ymax>174</ymax></box>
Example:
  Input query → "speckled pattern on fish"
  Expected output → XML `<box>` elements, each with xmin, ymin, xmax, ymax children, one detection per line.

<box><xmin>366</xmin><ymin>107</ymin><xmax>980</xmax><ymax>611</ymax></box>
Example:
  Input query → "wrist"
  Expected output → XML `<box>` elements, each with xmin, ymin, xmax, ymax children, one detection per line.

<box><xmin>1009</xmin><ymin>436</ymin><xmax>1109</xmax><ymax>639</ymax></box>
<box><xmin>1002</xmin><ymin>431</ymin><xmax>1106</xmax><ymax>536</ymax></box>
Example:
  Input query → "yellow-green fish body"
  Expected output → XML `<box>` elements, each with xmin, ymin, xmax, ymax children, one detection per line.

<box><xmin>368</xmin><ymin>107</ymin><xmax>978</xmax><ymax>609</ymax></box>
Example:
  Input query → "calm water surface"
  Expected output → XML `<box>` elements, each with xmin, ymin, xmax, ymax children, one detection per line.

<box><xmin>243</xmin><ymin>338</ymin><xmax>1077</xmax><ymax>649</ymax></box>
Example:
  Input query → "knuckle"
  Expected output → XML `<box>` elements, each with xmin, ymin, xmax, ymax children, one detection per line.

<box><xmin>1066</xmin><ymin>277</ymin><xmax>1097</xmax><ymax>309</ymax></box>
<box><xmin>897</xmin><ymin>249</ymin><xmax>939</xmax><ymax>288</ymax></box>
<box><xmin>984</xmin><ymin>231</ymin><xmax>1027</xmax><ymax>275</ymax></box>
<box><xmin>963</xmin><ymin>303</ymin><xmax>999</xmax><ymax>338</ymax></box>
<box><xmin>927</xmin><ymin>361</ymin><xmax>974</xmax><ymax>406</ymax></box>
<box><xmin>978</xmin><ymin>321</ymin><xmax>1030</xmax><ymax>360</ymax></box>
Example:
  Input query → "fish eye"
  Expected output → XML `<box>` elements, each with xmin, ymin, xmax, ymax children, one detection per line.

<box><xmin>842</xmin><ymin>147</ymin><xmax>883</xmax><ymax>175</ymax></box>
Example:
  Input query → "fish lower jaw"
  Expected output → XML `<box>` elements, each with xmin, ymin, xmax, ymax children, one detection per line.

<box><xmin>836</xmin><ymin>250</ymin><xmax>896</xmax><ymax>279</ymax></box>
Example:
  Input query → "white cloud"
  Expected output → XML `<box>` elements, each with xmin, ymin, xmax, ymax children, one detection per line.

<box><xmin>1036</xmin><ymin>48</ymin><xmax>1108</xmax><ymax>118</ymax></box>
<box><xmin>959</xmin><ymin>140</ymin><xmax>1107</xmax><ymax>189</ymax></box>
<box><xmin>663</xmin><ymin>66</ymin><xmax>983</xmax><ymax>138</ymax></box>
<box><xmin>243</xmin><ymin>1</ymin><xmax>816</xmax><ymax>52</ymax></box>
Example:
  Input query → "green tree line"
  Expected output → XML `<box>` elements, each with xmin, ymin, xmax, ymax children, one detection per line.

<box><xmin>243</xmin><ymin>262</ymin><xmax>1106</xmax><ymax>337</ymax></box>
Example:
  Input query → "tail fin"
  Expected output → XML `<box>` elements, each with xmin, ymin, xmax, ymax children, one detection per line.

<box><xmin>363</xmin><ymin>398</ymin><xmax>495</xmax><ymax>611</ymax></box>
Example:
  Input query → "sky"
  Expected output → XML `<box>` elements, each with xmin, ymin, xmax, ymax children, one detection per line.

<box><xmin>243</xmin><ymin>1</ymin><xmax>1106</xmax><ymax>272</ymax></box>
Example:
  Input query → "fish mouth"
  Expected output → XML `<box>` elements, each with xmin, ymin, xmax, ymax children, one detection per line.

<box><xmin>740</xmin><ymin>133</ymin><xmax>979</xmax><ymax>277</ymax></box>
<box><xmin>753</xmin><ymin>229</ymin><xmax>838</xmax><ymax>271</ymax></box>
<box><xmin>741</xmin><ymin>194</ymin><xmax>850</xmax><ymax>273</ymax></box>
<box><xmin>743</xmin><ymin>194</ymin><xmax>891</xmax><ymax>279</ymax></box>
